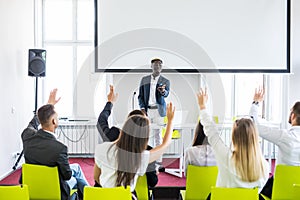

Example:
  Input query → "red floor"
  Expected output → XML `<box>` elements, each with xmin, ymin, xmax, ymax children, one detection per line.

<box><xmin>0</xmin><ymin>158</ymin><xmax>186</xmax><ymax>186</ymax></box>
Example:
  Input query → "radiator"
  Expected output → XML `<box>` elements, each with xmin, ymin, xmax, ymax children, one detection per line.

<box><xmin>55</xmin><ymin>120</ymin><xmax>279</xmax><ymax>161</ymax></box>
<box><xmin>56</xmin><ymin>120</ymin><xmax>99</xmax><ymax>157</ymax></box>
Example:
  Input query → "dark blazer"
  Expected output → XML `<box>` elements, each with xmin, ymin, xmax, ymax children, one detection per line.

<box><xmin>96</xmin><ymin>102</ymin><xmax>158</xmax><ymax>187</ymax></box>
<box><xmin>138</xmin><ymin>75</ymin><xmax>170</xmax><ymax>117</ymax></box>
<box><xmin>21</xmin><ymin>115</ymin><xmax>72</xmax><ymax>200</ymax></box>
<box><xmin>96</xmin><ymin>102</ymin><xmax>120</xmax><ymax>142</ymax></box>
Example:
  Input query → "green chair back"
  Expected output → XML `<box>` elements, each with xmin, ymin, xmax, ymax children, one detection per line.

<box><xmin>271</xmin><ymin>165</ymin><xmax>300</xmax><ymax>200</ymax></box>
<box><xmin>292</xmin><ymin>184</ymin><xmax>300</xmax><ymax>200</ymax></box>
<box><xmin>184</xmin><ymin>165</ymin><xmax>218</xmax><ymax>200</ymax></box>
<box><xmin>0</xmin><ymin>184</ymin><xmax>29</xmax><ymax>200</ymax></box>
<box><xmin>83</xmin><ymin>186</ymin><xmax>132</xmax><ymax>200</ymax></box>
<box><xmin>135</xmin><ymin>175</ymin><xmax>149</xmax><ymax>200</ymax></box>
<box><xmin>211</xmin><ymin>187</ymin><xmax>258</xmax><ymax>200</ymax></box>
<box><xmin>22</xmin><ymin>163</ymin><xmax>61</xmax><ymax>200</ymax></box>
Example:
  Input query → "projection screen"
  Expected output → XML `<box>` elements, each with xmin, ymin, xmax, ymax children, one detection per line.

<box><xmin>95</xmin><ymin>0</ymin><xmax>290</xmax><ymax>73</ymax></box>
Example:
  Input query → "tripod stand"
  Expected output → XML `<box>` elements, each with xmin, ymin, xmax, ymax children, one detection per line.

<box><xmin>12</xmin><ymin>77</ymin><xmax>39</xmax><ymax>170</ymax></box>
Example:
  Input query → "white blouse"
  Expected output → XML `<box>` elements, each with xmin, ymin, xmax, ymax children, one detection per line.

<box><xmin>184</xmin><ymin>145</ymin><xmax>217</xmax><ymax>176</ymax></box>
<box><xmin>94</xmin><ymin>142</ymin><xmax>150</xmax><ymax>192</ymax></box>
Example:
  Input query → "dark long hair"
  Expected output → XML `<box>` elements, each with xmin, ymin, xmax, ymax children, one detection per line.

<box><xmin>192</xmin><ymin>122</ymin><xmax>208</xmax><ymax>146</ymax></box>
<box><xmin>114</xmin><ymin>115</ymin><xmax>150</xmax><ymax>187</ymax></box>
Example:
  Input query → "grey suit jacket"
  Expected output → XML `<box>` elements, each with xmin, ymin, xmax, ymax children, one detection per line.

<box><xmin>21</xmin><ymin>115</ymin><xmax>72</xmax><ymax>200</ymax></box>
<box><xmin>138</xmin><ymin>75</ymin><xmax>170</xmax><ymax>117</ymax></box>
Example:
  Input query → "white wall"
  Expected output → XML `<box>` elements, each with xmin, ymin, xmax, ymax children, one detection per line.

<box><xmin>0</xmin><ymin>0</ymin><xmax>35</xmax><ymax>179</ymax></box>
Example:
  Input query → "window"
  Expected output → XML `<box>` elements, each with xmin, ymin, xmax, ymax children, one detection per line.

<box><xmin>234</xmin><ymin>74</ymin><xmax>264</xmax><ymax>117</ymax></box>
<box><xmin>41</xmin><ymin>0</ymin><xmax>94</xmax><ymax>117</ymax></box>
<box><xmin>219</xmin><ymin>74</ymin><xmax>234</xmax><ymax>120</ymax></box>
<box><xmin>265</xmin><ymin>75</ymin><xmax>283</xmax><ymax>122</ymax></box>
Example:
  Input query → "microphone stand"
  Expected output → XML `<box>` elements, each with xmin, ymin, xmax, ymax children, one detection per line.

<box><xmin>132</xmin><ymin>92</ymin><xmax>136</xmax><ymax>110</ymax></box>
<box><xmin>13</xmin><ymin>77</ymin><xmax>38</xmax><ymax>170</ymax></box>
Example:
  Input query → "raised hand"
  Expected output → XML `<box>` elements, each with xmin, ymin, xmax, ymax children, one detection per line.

<box><xmin>47</xmin><ymin>88</ymin><xmax>61</xmax><ymax>105</ymax></box>
<box><xmin>253</xmin><ymin>87</ymin><xmax>264</xmax><ymax>103</ymax></box>
<box><xmin>107</xmin><ymin>85</ymin><xmax>118</xmax><ymax>103</ymax></box>
<box><xmin>166</xmin><ymin>102</ymin><xmax>175</xmax><ymax>122</ymax></box>
<box><xmin>197</xmin><ymin>88</ymin><xmax>208</xmax><ymax>110</ymax></box>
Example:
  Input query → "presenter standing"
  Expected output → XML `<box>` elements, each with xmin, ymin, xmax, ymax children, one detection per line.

<box><xmin>138</xmin><ymin>58</ymin><xmax>170</xmax><ymax>168</ymax></box>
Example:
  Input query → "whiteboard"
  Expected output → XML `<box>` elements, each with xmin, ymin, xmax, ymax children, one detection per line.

<box><xmin>95</xmin><ymin>0</ymin><xmax>290</xmax><ymax>73</ymax></box>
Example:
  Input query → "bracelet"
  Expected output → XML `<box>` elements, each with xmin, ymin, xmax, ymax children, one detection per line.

<box><xmin>252</xmin><ymin>101</ymin><xmax>259</xmax><ymax>105</ymax></box>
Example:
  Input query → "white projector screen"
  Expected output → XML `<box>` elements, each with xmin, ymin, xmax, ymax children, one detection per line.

<box><xmin>95</xmin><ymin>0</ymin><xmax>290</xmax><ymax>73</ymax></box>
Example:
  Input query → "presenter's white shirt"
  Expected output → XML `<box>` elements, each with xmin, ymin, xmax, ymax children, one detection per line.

<box><xmin>148</xmin><ymin>75</ymin><xmax>160</xmax><ymax>106</ymax></box>
<box><xmin>199</xmin><ymin>109</ymin><xmax>269</xmax><ymax>192</ymax></box>
<box><xmin>94</xmin><ymin>142</ymin><xmax>150</xmax><ymax>192</ymax></box>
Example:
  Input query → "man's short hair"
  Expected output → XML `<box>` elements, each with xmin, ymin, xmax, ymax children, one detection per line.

<box><xmin>292</xmin><ymin>101</ymin><xmax>300</xmax><ymax>125</ymax></box>
<box><xmin>151</xmin><ymin>58</ymin><xmax>163</xmax><ymax>64</ymax></box>
<box><xmin>37</xmin><ymin>104</ymin><xmax>56</xmax><ymax>126</ymax></box>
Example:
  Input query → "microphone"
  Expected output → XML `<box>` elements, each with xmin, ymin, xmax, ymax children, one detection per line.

<box><xmin>132</xmin><ymin>92</ymin><xmax>136</xmax><ymax>110</ymax></box>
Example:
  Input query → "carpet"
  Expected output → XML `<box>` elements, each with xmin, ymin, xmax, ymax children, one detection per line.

<box><xmin>0</xmin><ymin>158</ymin><xmax>186</xmax><ymax>187</ymax></box>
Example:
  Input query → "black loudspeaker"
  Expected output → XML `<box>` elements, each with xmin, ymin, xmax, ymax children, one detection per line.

<box><xmin>28</xmin><ymin>49</ymin><xmax>46</xmax><ymax>77</ymax></box>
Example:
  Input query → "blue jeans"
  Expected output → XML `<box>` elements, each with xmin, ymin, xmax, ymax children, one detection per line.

<box><xmin>66</xmin><ymin>163</ymin><xmax>89</xmax><ymax>197</ymax></box>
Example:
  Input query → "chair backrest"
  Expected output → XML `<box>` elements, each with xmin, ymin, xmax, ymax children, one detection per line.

<box><xmin>272</xmin><ymin>164</ymin><xmax>300</xmax><ymax>200</ymax></box>
<box><xmin>22</xmin><ymin>163</ymin><xmax>61</xmax><ymax>200</ymax></box>
<box><xmin>0</xmin><ymin>184</ymin><xmax>29</xmax><ymax>200</ymax></box>
<box><xmin>211</xmin><ymin>187</ymin><xmax>259</xmax><ymax>200</ymax></box>
<box><xmin>292</xmin><ymin>184</ymin><xmax>300</xmax><ymax>200</ymax></box>
<box><xmin>185</xmin><ymin>165</ymin><xmax>218</xmax><ymax>200</ymax></box>
<box><xmin>135</xmin><ymin>175</ymin><xmax>149</xmax><ymax>200</ymax></box>
<box><xmin>162</xmin><ymin>127</ymin><xmax>181</xmax><ymax>139</ymax></box>
<box><xmin>83</xmin><ymin>186</ymin><xmax>132</xmax><ymax>200</ymax></box>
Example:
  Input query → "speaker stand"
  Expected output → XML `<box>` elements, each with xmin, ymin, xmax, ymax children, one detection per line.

<box><xmin>12</xmin><ymin>77</ymin><xmax>39</xmax><ymax>170</ymax></box>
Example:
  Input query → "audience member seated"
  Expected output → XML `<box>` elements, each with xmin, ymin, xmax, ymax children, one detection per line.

<box><xmin>94</xmin><ymin>102</ymin><xmax>175</xmax><ymax>200</ymax></box>
<box><xmin>250</xmin><ymin>88</ymin><xmax>300</xmax><ymax>199</ymax></box>
<box><xmin>96</xmin><ymin>85</ymin><xmax>158</xmax><ymax>187</ymax></box>
<box><xmin>21</xmin><ymin>89</ymin><xmax>89</xmax><ymax>200</ymax></box>
<box><xmin>184</xmin><ymin>121</ymin><xmax>217</xmax><ymax>176</ymax></box>
<box><xmin>197</xmin><ymin>88</ymin><xmax>269</xmax><ymax>200</ymax></box>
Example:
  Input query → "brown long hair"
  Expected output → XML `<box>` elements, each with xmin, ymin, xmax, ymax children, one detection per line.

<box><xmin>114</xmin><ymin>115</ymin><xmax>150</xmax><ymax>187</ymax></box>
<box><xmin>231</xmin><ymin>118</ymin><xmax>266</xmax><ymax>182</ymax></box>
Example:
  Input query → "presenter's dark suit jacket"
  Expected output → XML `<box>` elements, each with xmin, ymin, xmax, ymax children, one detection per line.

<box><xmin>96</xmin><ymin>102</ymin><xmax>158</xmax><ymax>187</ymax></box>
<box><xmin>138</xmin><ymin>75</ymin><xmax>170</xmax><ymax>117</ymax></box>
<box><xmin>21</xmin><ymin>115</ymin><xmax>72</xmax><ymax>200</ymax></box>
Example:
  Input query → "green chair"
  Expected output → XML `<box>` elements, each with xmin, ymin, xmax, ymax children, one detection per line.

<box><xmin>83</xmin><ymin>186</ymin><xmax>132</xmax><ymax>200</ymax></box>
<box><xmin>22</xmin><ymin>163</ymin><xmax>60</xmax><ymax>200</ymax></box>
<box><xmin>22</xmin><ymin>163</ymin><xmax>76</xmax><ymax>200</ymax></box>
<box><xmin>0</xmin><ymin>184</ymin><xmax>29</xmax><ymax>200</ymax></box>
<box><xmin>292</xmin><ymin>184</ymin><xmax>300</xmax><ymax>200</ymax></box>
<box><xmin>211</xmin><ymin>187</ymin><xmax>259</xmax><ymax>200</ymax></box>
<box><xmin>182</xmin><ymin>165</ymin><xmax>218</xmax><ymax>200</ymax></box>
<box><xmin>262</xmin><ymin>165</ymin><xmax>300</xmax><ymax>200</ymax></box>
<box><xmin>135</xmin><ymin>174</ymin><xmax>150</xmax><ymax>200</ymax></box>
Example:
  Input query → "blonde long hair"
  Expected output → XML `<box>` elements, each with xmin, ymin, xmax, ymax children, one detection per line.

<box><xmin>231</xmin><ymin>118</ymin><xmax>266</xmax><ymax>182</ymax></box>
